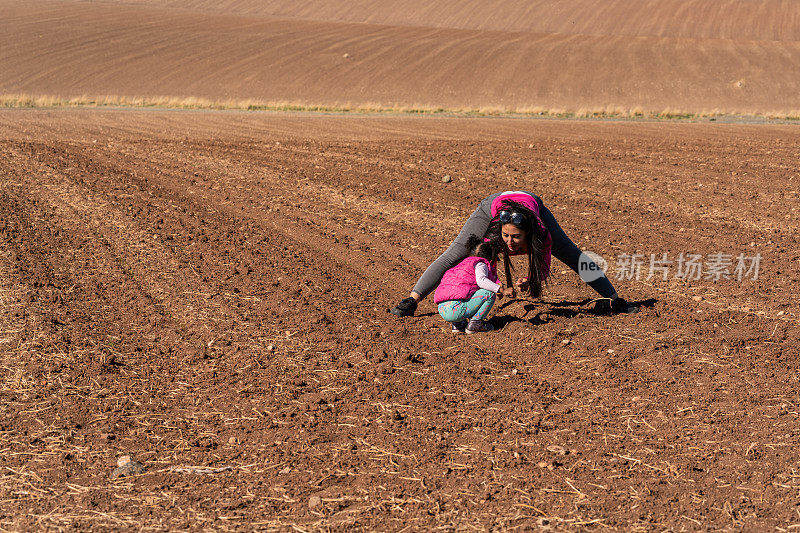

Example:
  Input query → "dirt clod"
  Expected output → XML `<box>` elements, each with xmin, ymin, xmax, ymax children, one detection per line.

<box><xmin>308</xmin><ymin>495</ymin><xmax>323</xmax><ymax>509</ymax></box>
<box><xmin>112</xmin><ymin>460</ymin><xmax>145</xmax><ymax>479</ymax></box>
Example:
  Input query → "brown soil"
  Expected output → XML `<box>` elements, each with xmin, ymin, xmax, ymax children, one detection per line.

<box><xmin>3</xmin><ymin>0</ymin><xmax>800</xmax><ymax>114</ymax></box>
<box><xmin>110</xmin><ymin>0</ymin><xmax>800</xmax><ymax>38</ymax></box>
<box><xmin>1</xmin><ymin>108</ymin><xmax>799</xmax><ymax>530</ymax></box>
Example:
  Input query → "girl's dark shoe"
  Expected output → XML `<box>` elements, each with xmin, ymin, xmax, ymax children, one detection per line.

<box><xmin>466</xmin><ymin>319</ymin><xmax>494</xmax><ymax>333</ymax></box>
<box><xmin>451</xmin><ymin>319</ymin><xmax>468</xmax><ymax>334</ymax></box>
<box><xmin>390</xmin><ymin>297</ymin><xmax>417</xmax><ymax>317</ymax></box>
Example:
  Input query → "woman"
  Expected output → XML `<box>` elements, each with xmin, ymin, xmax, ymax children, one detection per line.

<box><xmin>390</xmin><ymin>190</ymin><xmax>639</xmax><ymax>317</ymax></box>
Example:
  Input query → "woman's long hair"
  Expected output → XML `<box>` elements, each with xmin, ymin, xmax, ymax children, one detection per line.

<box><xmin>484</xmin><ymin>199</ymin><xmax>547</xmax><ymax>298</ymax></box>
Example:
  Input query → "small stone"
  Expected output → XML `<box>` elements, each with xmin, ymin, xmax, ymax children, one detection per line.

<box><xmin>607</xmin><ymin>349</ymin><xmax>615</xmax><ymax>354</ymax></box>
<box><xmin>778</xmin><ymin>311</ymin><xmax>785</xmax><ymax>316</ymax></box>
<box><xmin>117</xmin><ymin>455</ymin><xmax>132</xmax><ymax>467</ymax></box>
<box><xmin>308</xmin><ymin>495</ymin><xmax>322</xmax><ymax>509</ymax></box>
<box><xmin>267</xmin><ymin>344</ymin><xmax>275</xmax><ymax>352</ymax></box>
<box><xmin>513</xmin><ymin>451</ymin><xmax>520</xmax><ymax>459</ymax></box>
<box><xmin>112</xmin><ymin>460</ymin><xmax>145</xmax><ymax>479</ymax></box>
<box><xmin>343</xmin><ymin>53</ymin><xmax>350</xmax><ymax>58</ymax></box>
<box><xmin>392</xmin><ymin>410</ymin><xmax>404</xmax><ymax>421</ymax></box>
<box><xmin>442</xmin><ymin>175</ymin><xmax>452</xmax><ymax>183</ymax></box>
<box><xmin>228</xmin><ymin>437</ymin><xmax>237</xmax><ymax>445</ymax></box>
<box><xmin>561</xmin><ymin>338</ymin><xmax>571</xmax><ymax>345</ymax></box>
<box><xmin>279</xmin><ymin>466</ymin><xmax>291</xmax><ymax>475</ymax></box>
<box><xmin>511</xmin><ymin>368</ymin><xmax>518</xmax><ymax>375</ymax></box>
<box><xmin>537</xmin><ymin>461</ymin><xmax>549</xmax><ymax>469</ymax></box>
<box><xmin>692</xmin><ymin>295</ymin><xmax>702</xmax><ymax>302</ymax></box>
<box><xmin>546</xmin><ymin>445</ymin><xmax>567</xmax><ymax>455</ymax></box>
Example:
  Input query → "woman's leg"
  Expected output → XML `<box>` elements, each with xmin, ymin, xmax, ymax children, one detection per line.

<box><xmin>536</xmin><ymin>197</ymin><xmax>618</xmax><ymax>299</ymax></box>
<box><xmin>390</xmin><ymin>194</ymin><xmax>499</xmax><ymax>317</ymax></box>
<box><xmin>410</xmin><ymin>204</ymin><xmax>494</xmax><ymax>300</ymax></box>
<box><xmin>463</xmin><ymin>289</ymin><xmax>496</xmax><ymax>321</ymax></box>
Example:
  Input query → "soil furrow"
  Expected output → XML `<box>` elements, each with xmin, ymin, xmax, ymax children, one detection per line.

<box><xmin>2</xmin><ymin>110</ymin><xmax>799</xmax><ymax>530</ymax></box>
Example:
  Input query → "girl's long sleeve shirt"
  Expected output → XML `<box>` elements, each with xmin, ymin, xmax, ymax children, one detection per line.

<box><xmin>475</xmin><ymin>262</ymin><xmax>501</xmax><ymax>293</ymax></box>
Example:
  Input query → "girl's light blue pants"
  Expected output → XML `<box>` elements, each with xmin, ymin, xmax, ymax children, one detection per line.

<box><xmin>437</xmin><ymin>289</ymin><xmax>496</xmax><ymax>322</ymax></box>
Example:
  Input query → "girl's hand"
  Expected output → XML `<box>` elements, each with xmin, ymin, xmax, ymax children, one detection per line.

<box><xmin>498</xmin><ymin>286</ymin><xmax>515</xmax><ymax>299</ymax></box>
<box><xmin>515</xmin><ymin>277</ymin><xmax>529</xmax><ymax>292</ymax></box>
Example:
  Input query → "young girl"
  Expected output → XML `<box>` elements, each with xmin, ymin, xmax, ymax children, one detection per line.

<box><xmin>433</xmin><ymin>235</ymin><xmax>514</xmax><ymax>334</ymax></box>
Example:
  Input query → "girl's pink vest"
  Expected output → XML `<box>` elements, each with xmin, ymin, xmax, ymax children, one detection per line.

<box><xmin>490</xmin><ymin>191</ymin><xmax>552</xmax><ymax>279</ymax></box>
<box><xmin>434</xmin><ymin>257</ymin><xmax>498</xmax><ymax>304</ymax></box>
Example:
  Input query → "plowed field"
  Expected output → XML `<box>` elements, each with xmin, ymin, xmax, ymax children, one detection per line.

<box><xmin>4</xmin><ymin>0</ymin><xmax>800</xmax><ymax>115</ymax></box>
<box><xmin>1</xmin><ymin>109</ymin><xmax>799</xmax><ymax>530</ymax></box>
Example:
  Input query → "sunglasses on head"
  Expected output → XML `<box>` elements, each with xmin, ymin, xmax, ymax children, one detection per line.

<box><xmin>497</xmin><ymin>210</ymin><xmax>526</xmax><ymax>225</ymax></box>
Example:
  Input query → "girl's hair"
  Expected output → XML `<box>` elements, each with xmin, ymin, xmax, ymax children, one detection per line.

<box><xmin>465</xmin><ymin>234</ymin><xmax>502</xmax><ymax>262</ymax></box>
<box><xmin>484</xmin><ymin>199</ymin><xmax>547</xmax><ymax>298</ymax></box>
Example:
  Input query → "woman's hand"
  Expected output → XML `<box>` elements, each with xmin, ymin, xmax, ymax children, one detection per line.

<box><xmin>515</xmin><ymin>277</ymin><xmax>529</xmax><ymax>292</ymax></box>
<box><xmin>611</xmin><ymin>297</ymin><xmax>640</xmax><ymax>314</ymax></box>
<box><xmin>594</xmin><ymin>297</ymin><xmax>640</xmax><ymax>314</ymax></box>
<box><xmin>497</xmin><ymin>286</ymin><xmax>515</xmax><ymax>300</ymax></box>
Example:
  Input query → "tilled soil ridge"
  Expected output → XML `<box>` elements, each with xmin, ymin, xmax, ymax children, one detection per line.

<box><xmin>0</xmin><ymin>109</ymin><xmax>799</xmax><ymax>530</ymax></box>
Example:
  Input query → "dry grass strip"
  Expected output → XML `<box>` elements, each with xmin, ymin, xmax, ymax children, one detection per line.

<box><xmin>3</xmin><ymin>93</ymin><xmax>800</xmax><ymax>121</ymax></box>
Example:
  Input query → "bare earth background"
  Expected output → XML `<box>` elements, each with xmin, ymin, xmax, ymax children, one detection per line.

<box><xmin>1</xmin><ymin>110</ymin><xmax>799</xmax><ymax>530</ymax></box>
<box><xmin>2</xmin><ymin>0</ymin><xmax>800</xmax><ymax>114</ymax></box>
<box><xmin>2</xmin><ymin>0</ymin><xmax>800</xmax><ymax>531</ymax></box>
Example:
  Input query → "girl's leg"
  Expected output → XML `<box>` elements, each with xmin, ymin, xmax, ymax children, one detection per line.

<box><xmin>463</xmin><ymin>289</ymin><xmax>497</xmax><ymax>321</ymax></box>
<box><xmin>438</xmin><ymin>300</ymin><xmax>469</xmax><ymax>322</ymax></box>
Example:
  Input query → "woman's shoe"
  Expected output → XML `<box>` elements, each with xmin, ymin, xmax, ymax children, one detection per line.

<box><xmin>389</xmin><ymin>297</ymin><xmax>417</xmax><ymax>317</ymax></box>
<box><xmin>466</xmin><ymin>319</ymin><xmax>494</xmax><ymax>334</ymax></box>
